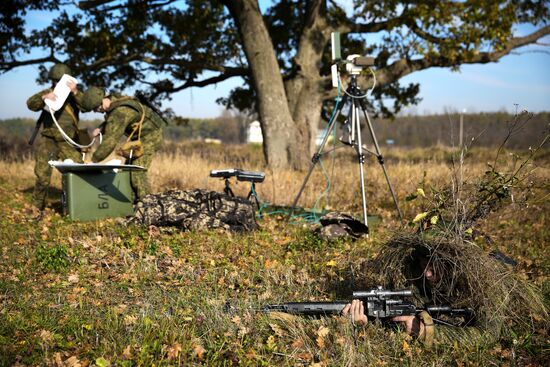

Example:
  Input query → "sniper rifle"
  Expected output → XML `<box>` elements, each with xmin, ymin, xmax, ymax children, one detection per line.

<box><xmin>263</xmin><ymin>286</ymin><xmax>474</xmax><ymax>326</ymax></box>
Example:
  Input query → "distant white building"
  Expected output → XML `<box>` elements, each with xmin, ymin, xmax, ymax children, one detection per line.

<box><xmin>247</xmin><ymin>123</ymin><xmax>332</xmax><ymax>146</ymax></box>
<box><xmin>247</xmin><ymin>120</ymin><xmax>263</xmax><ymax>144</ymax></box>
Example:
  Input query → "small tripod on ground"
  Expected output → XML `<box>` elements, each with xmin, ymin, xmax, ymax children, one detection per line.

<box><xmin>210</xmin><ymin>168</ymin><xmax>265</xmax><ymax>210</ymax></box>
<box><xmin>290</xmin><ymin>73</ymin><xmax>403</xmax><ymax>231</ymax></box>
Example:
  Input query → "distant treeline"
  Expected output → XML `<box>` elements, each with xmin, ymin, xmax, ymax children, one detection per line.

<box><xmin>0</xmin><ymin>118</ymin><xmax>35</xmax><ymax>160</ymax></box>
<box><xmin>369</xmin><ymin>112</ymin><xmax>549</xmax><ymax>149</ymax></box>
<box><xmin>1</xmin><ymin>112</ymin><xmax>548</xmax><ymax>161</ymax></box>
<box><xmin>166</xmin><ymin>113</ymin><xmax>248</xmax><ymax>144</ymax></box>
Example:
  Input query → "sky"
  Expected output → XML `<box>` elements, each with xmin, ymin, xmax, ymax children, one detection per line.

<box><xmin>0</xmin><ymin>3</ymin><xmax>548</xmax><ymax>120</ymax></box>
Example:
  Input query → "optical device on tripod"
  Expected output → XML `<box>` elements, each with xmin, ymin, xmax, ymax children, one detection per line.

<box><xmin>210</xmin><ymin>168</ymin><xmax>265</xmax><ymax>208</ymax></box>
<box><xmin>291</xmin><ymin>32</ymin><xmax>402</xmax><ymax>233</ymax></box>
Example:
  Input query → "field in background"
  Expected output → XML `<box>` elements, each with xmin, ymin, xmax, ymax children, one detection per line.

<box><xmin>2</xmin><ymin>111</ymin><xmax>549</xmax><ymax>162</ymax></box>
<box><xmin>0</xmin><ymin>141</ymin><xmax>549</xmax><ymax>366</ymax></box>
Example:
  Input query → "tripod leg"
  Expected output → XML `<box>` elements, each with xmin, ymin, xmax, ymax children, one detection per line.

<box><xmin>248</xmin><ymin>183</ymin><xmax>262</xmax><ymax>217</ymax></box>
<box><xmin>289</xmin><ymin>97</ymin><xmax>346</xmax><ymax>217</ymax></box>
<box><xmin>353</xmin><ymin>103</ymin><xmax>369</xmax><ymax>230</ymax></box>
<box><xmin>359</xmin><ymin>102</ymin><xmax>403</xmax><ymax>221</ymax></box>
<box><xmin>224</xmin><ymin>179</ymin><xmax>235</xmax><ymax>197</ymax></box>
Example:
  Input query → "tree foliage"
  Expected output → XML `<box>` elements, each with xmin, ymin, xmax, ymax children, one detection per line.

<box><xmin>1</xmin><ymin>0</ymin><xmax>548</xmax><ymax>168</ymax></box>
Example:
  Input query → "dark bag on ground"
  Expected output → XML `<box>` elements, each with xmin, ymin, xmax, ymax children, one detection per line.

<box><xmin>314</xmin><ymin>211</ymin><xmax>369</xmax><ymax>240</ymax></box>
<box><xmin>128</xmin><ymin>189</ymin><xmax>258</xmax><ymax>232</ymax></box>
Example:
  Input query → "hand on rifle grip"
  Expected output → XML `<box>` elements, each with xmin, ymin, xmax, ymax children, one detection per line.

<box><xmin>342</xmin><ymin>299</ymin><xmax>368</xmax><ymax>325</ymax></box>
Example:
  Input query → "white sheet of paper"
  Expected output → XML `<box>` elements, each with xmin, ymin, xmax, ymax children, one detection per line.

<box><xmin>44</xmin><ymin>74</ymin><xmax>78</xmax><ymax>112</ymax></box>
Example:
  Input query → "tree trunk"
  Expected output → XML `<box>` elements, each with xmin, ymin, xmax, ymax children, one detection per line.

<box><xmin>223</xmin><ymin>0</ymin><xmax>310</xmax><ymax>170</ymax></box>
<box><xmin>285</xmin><ymin>1</ymin><xmax>331</xmax><ymax>156</ymax></box>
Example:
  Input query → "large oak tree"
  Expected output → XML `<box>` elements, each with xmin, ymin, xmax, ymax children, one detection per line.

<box><xmin>1</xmin><ymin>0</ymin><xmax>548</xmax><ymax>169</ymax></box>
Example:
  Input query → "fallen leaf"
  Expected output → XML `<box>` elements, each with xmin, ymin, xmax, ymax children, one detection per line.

<box><xmin>166</xmin><ymin>342</ymin><xmax>182</xmax><ymax>360</ymax></box>
<box><xmin>124</xmin><ymin>315</ymin><xmax>137</xmax><ymax>326</ymax></box>
<box><xmin>54</xmin><ymin>352</ymin><xmax>63</xmax><ymax>367</ymax></box>
<box><xmin>231</xmin><ymin>315</ymin><xmax>241</xmax><ymax>325</ymax></box>
<box><xmin>402</xmin><ymin>340</ymin><xmax>412</xmax><ymax>357</ymax></box>
<box><xmin>269</xmin><ymin>323</ymin><xmax>285</xmax><ymax>336</ymax></box>
<box><xmin>317</xmin><ymin>326</ymin><xmax>330</xmax><ymax>338</ymax></box>
<box><xmin>412</xmin><ymin>212</ymin><xmax>429</xmax><ymax>223</ymax></box>
<box><xmin>296</xmin><ymin>352</ymin><xmax>313</xmax><ymax>361</ymax></box>
<box><xmin>68</xmin><ymin>273</ymin><xmax>79</xmax><ymax>283</ymax></box>
<box><xmin>122</xmin><ymin>345</ymin><xmax>133</xmax><ymax>359</ymax></box>
<box><xmin>291</xmin><ymin>338</ymin><xmax>304</xmax><ymax>348</ymax></box>
<box><xmin>65</xmin><ymin>356</ymin><xmax>82</xmax><ymax>367</ymax></box>
<box><xmin>316</xmin><ymin>326</ymin><xmax>329</xmax><ymax>348</ymax></box>
<box><xmin>238</xmin><ymin>326</ymin><xmax>249</xmax><ymax>337</ymax></box>
<box><xmin>266</xmin><ymin>335</ymin><xmax>276</xmax><ymax>350</ymax></box>
<box><xmin>39</xmin><ymin>329</ymin><xmax>54</xmax><ymax>344</ymax></box>
<box><xmin>193</xmin><ymin>342</ymin><xmax>206</xmax><ymax>360</ymax></box>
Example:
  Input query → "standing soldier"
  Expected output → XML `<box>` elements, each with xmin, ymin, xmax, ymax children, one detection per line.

<box><xmin>27</xmin><ymin>63</ymin><xmax>83</xmax><ymax>213</ymax></box>
<box><xmin>80</xmin><ymin>87</ymin><xmax>166</xmax><ymax>200</ymax></box>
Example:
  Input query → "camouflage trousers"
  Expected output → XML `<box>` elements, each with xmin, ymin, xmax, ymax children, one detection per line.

<box><xmin>126</xmin><ymin>130</ymin><xmax>162</xmax><ymax>200</ymax></box>
<box><xmin>33</xmin><ymin>135</ymin><xmax>82</xmax><ymax>209</ymax></box>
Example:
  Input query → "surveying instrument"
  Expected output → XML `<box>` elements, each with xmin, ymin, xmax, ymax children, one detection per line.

<box><xmin>290</xmin><ymin>32</ymin><xmax>402</xmax><ymax>233</ymax></box>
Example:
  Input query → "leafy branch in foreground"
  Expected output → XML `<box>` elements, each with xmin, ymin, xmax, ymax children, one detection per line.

<box><xmin>407</xmin><ymin>110</ymin><xmax>550</xmax><ymax>237</ymax></box>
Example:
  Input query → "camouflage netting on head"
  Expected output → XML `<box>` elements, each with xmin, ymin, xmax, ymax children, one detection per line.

<box><xmin>357</xmin><ymin>233</ymin><xmax>547</xmax><ymax>340</ymax></box>
<box><xmin>127</xmin><ymin>189</ymin><xmax>258</xmax><ymax>232</ymax></box>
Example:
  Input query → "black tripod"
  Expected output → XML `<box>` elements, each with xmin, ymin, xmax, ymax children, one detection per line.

<box><xmin>290</xmin><ymin>75</ymin><xmax>403</xmax><ymax>230</ymax></box>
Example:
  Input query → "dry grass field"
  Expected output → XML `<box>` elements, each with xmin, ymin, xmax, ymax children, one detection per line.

<box><xmin>0</xmin><ymin>142</ymin><xmax>548</xmax><ymax>366</ymax></box>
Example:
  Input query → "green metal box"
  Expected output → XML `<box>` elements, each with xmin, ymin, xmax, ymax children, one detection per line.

<box><xmin>62</xmin><ymin>171</ymin><xmax>134</xmax><ymax>221</ymax></box>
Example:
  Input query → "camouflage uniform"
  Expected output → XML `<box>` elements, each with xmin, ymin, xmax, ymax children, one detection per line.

<box><xmin>91</xmin><ymin>96</ymin><xmax>165</xmax><ymax>199</ymax></box>
<box><xmin>27</xmin><ymin>66</ymin><xmax>83</xmax><ymax>209</ymax></box>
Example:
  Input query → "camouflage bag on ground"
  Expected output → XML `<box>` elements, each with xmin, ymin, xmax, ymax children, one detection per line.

<box><xmin>314</xmin><ymin>211</ymin><xmax>369</xmax><ymax>241</ymax></box>
<box><xmin>127</xmin><ymin>189</ymin><xmax>258</xmax><ymax>232</ymax></box>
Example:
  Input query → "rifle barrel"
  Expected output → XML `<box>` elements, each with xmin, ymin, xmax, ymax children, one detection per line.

<box><xmin>263</xmin><ymin>302</ymin><xmax>348</xmax><ymax>315</ymax></box>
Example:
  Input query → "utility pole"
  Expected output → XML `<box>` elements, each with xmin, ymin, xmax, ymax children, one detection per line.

<box><xmin>459</xmin><ymin>109</ymin><xmax>466</xmax><ymax>147</ymax></box>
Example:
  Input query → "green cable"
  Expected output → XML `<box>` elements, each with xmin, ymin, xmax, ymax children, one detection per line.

<box><xmin>249</xmin><ymin>82</ymin><xmax>343</xmax><ymax>225</ymax></box>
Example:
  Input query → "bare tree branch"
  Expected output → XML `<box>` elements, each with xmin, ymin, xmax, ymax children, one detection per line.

<box><xmin>375</xmin><ymin>25</ymin><xmax>550</xmax><ymax>85</ymax></box>
<box><xmin>0</xmin><ymin>56</ymin><xmax>61</xmax><ymax>72</ymax></box>
<box><xmin>406</xmin><ymin>21</ymin><xmax>447</xmax><ymax>44</ymax></box>
<box><xmin>78</xmin><ymin>0</ymin><xmax>178</xmax><ymax>11</ymax></box>
<box><xmin>337</xmin><ymin>6</ymin><xmax>416</xmax><ymax>34</ymax></box>
<box><xmin>78</xmin><ymin>0</ymin><xmax>116</xmax><ymax>10</ymax></box>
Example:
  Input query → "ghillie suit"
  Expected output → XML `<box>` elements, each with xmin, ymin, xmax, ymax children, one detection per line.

<box><xmin>355</xmin><ymin>233</ymin><xmax>548</xmax><ymax>347</ymax></box>
<box><xmin>128</xmin><ymin>189</ymin><xmax>258</xmax><ymax>232</ymax></box>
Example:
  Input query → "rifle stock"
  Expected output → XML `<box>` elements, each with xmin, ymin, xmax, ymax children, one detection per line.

<box><xmin>29</xmin><ymin>110</ymin><xmax>47</xmax><ymax>145</ymax></box>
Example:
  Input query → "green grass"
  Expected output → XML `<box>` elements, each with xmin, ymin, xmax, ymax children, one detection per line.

<box><xmin>0</xmin><ymin>146</ymin><xmax>549</xmax><ymax>366</ymax></box>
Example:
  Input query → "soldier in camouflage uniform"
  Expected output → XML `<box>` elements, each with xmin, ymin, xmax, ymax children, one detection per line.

<box><xmin>343</xmin><ymin>235</ymin><xmax>547</xmax><ymax>347</ymax></box>
<box><xmin>80</xmin><ymin>87</ymin><xmax>166</xmax><ymax>200</ymax></box>
<box><xmin>27</xmin><ymin>64</ymin><xmax>83</xmax><ymax>210</ymax></box>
